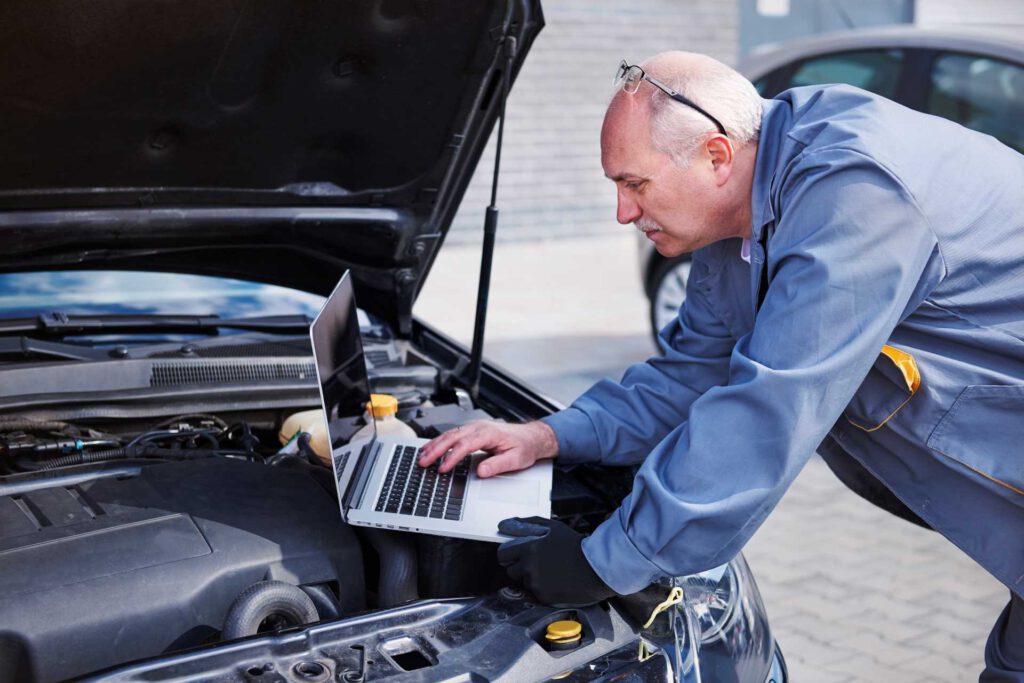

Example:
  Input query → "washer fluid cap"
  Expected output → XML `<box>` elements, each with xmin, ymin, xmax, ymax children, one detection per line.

<box><xmin>367</xmin><ymin>394</ymin><xmax>399</xmax><ymax>417</ymax></box>
<box><xmin>545</xmin><ymin>619</ymin><xmax>582</xmax><ymax>642</ymax></box>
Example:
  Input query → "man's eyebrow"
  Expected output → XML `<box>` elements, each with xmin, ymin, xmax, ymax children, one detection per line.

<box><xmin>606</xmin><ymin>172</ymin><xmax>644</xmax><ymax>182</ymax></box>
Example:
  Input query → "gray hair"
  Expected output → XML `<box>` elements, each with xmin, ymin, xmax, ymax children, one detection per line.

<box><xmin>642</xmin><ymin>53</ymin><xmax>763</xmax><ymax>167</ymax></box>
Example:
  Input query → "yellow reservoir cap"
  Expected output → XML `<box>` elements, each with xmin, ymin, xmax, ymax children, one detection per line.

<box><xmin>545</xmin><ymin>620</ymin><xmax>582</xmax><ymax>642</ymax></box>
<box><xmin>367</xmin><ymin>394</ymin><xmax>399</xmax><ymax>418</ymax></box>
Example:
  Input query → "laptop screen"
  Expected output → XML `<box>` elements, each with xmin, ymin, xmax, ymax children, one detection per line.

<box><xmin>309</xmin><ymin>271</ymin><xmax>377</xmax><ymax>520</ymax></box>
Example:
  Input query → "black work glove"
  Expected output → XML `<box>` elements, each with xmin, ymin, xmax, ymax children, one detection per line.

<box><xmin>496</xmin><ymin>516</ymin><xmax>618</xmax><ymax>607</ymax></box>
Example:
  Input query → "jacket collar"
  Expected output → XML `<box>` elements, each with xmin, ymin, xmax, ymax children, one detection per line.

<box><xmin>749</xmin><ymin>98</ymin><xmax>792</xmax><ymax>241</ymax></box>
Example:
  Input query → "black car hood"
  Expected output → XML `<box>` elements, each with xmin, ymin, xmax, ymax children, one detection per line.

<box><xmin>0</xmin><ymin>0</ymin><xmax>543</xmax><ymax>334</ymax></box>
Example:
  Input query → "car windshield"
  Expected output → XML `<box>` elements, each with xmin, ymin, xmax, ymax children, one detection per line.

<box><xmin>0</xmin><ymin>271</ymin><xmax>325</xmax><ymax>320</ymax></box>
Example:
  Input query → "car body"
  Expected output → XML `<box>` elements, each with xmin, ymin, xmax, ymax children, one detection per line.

<box><xmin>641</xmin><ymin>25</ymin><xmax>1024</xmax><ymax>337</ymax></box>
<box><xmin>0</xmin><ymin>2</ymin><xmax>785</xmax><ymax>682</ymax></box>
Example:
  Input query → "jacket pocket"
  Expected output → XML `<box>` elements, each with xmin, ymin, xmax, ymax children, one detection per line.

<box><xmin>927</xmin><ymin>384</ymin><xmax>1024</xmax><ymax>496</ymax></box>
<box><xmin>845</xmin><ymin>345</ymin><xmax>921</xmax><ymax>432</ymax></box>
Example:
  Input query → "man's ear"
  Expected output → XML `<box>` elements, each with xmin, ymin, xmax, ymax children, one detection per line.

<box><xmin>706</xmin><ymin>136</ymin><xmax>734</xmax><ymax>185</ymax></box>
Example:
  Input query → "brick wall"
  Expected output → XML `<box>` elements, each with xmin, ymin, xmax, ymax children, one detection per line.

<box><xmin>447</xmin><ymin>0</ymin><xmax>738</xmax><ymax>245</ymax></box>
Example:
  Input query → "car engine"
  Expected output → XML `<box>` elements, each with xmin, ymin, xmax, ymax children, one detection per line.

<box><xmin>0</xmin><ymin>327</ymin><xmax>629</xmax><ymax>683</ymax></box>
<box><xmin>0</xmin><ymin>439</ymin><xmax>365</xmax><ymax>683</ymax></box>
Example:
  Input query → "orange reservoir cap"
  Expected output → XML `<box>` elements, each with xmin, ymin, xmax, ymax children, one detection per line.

<box><xmin>367</xmin><ymin>394</ymin><xmax>399</xmax><ymax>417</ymax></box>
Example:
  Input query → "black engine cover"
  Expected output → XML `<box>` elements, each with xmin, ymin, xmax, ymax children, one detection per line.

<box><xmin>0</xmin><ymin>458</ymin><xmax>364</xmax><ymax>683</ymax></box>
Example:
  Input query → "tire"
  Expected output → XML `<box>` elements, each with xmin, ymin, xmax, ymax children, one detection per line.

<box><xmin>648</xmin><ymin>254</ymin><xmax>693</xmax><ymax>340</ymax></box>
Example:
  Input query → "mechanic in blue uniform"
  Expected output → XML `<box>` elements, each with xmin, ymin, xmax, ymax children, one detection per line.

<box><xmin>418</xmin><ymin>51</ymin><xmax>1024</xmax><ymax>680</ymax></box>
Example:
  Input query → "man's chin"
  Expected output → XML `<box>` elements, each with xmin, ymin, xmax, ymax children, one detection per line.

<box><xmin>654</xmin><ymin>241</ymin><xmax>690</xmax><ymax>258</ymax></box>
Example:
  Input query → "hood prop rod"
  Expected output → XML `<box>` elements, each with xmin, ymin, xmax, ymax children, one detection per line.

<box><xmin>468</xmin><ymin>35</ymin><xmax>516</xmax><ymax>401</ymax></box>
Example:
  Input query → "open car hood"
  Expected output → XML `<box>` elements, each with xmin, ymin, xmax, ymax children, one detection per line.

<box><xmin>0</xmin><ymin>0</ymin><xmax>543</xmax><ymax>334</ymax></box>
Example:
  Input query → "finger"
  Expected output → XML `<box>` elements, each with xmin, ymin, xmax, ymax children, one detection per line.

<box><xmin>419</xmin><ymin>432</ymin><xmax>478</xmax><ymax>470</ymax></box>
<box><xmin>496</xmin><ymin>535</ymin><xmax>536</xmax><ymax>565</ymax></box>
<box><xmin>419</xmin><ymin>420</ymin><xmax>493</xmax><ymax>463</ymax></box>
<box><xmin>497</xmin><ymin>517</ymin><xmax>550</xmax><ymax>537</ymax></box>
<box><xmin>435</xmin><ymin>434</ymin><xmax>492</xmax><ymax>473</ymax></box>
<box><xmin>418</xmin><ymin>427</ymin><xmax>466</xmax><ymax>467</ymax></box>
<box><xmin>476</xmin><ymin>451</ymin><xmax>532</xmax><ymax>478</ymax></box>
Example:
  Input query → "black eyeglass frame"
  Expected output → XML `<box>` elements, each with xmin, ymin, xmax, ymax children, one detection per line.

<box><xmin>614</xmin><ymin>60</ymin><xmax>728</xmax><ymax>137</ymax></box>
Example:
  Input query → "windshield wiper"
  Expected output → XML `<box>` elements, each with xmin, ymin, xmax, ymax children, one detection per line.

<box><xmin>0</xmin><ymin>337</ymin><xmax>110</xmax><ymax>361</ymax></box>
<box><xmin>0</xmin><ymin>313</ymin><xmax>313</xmax><ymax>339</ymax></box>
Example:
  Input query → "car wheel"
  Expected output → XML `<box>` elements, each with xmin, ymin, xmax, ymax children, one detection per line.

<box><xmin>649</xmin><ymin>255</ymin><xmax>692</xmax><ymax>338</ymax></box>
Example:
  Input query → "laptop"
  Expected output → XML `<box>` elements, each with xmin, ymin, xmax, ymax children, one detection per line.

<box><xmin>310</xmin><ymin>271</ymin><xmax>552</xmax><ymax>542</ymax></box>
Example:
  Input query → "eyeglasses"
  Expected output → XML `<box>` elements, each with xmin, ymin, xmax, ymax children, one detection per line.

<box><xmin>613</xmin><ymin>60</ymin><xmax>727</xmax><ymax>137</ymax></box>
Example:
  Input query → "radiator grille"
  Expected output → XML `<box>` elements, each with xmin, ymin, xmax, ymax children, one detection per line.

<box><xmin>150</xmin><ymin>361</ymin><xmax>316</xmax><ymax>387</ymax></box>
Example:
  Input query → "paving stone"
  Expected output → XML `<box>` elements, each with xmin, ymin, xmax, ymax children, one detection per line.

<box><xmin>905</xmin><ymin>631</ymin><xmax>989</xmax><ymax>668</ymax></box>
<box><xmin>896</xmin><ymin>651</ymin><xmax>983</xmax><ymax>680</ymax></box>
<box><xmin>784</xmin><ymin>660</ymin><xmax>856</xmax><ymax>683</ymax></box>
<box><xmin>831</xmin><ymin>632</ymin><xmax>930</xmax><ymax>667</ymax></box>
<box><xmin>856</xmin><ymin>593</ymin><xmax>935</xmax><ymax>623</ymax></box>
<box><xmin>872</xmin><ymin>620</ymin><xmax>933</xmax><ymax>646</ymax></box>
<box><xmin>824</xmin><ymin>655</ymin><xmax>904</xmax><ymax>682</ymax></box>
<box><xmin>909</xmin><ymin>608</ymin><xmax>999</xmax><ymax>644</ymax></box>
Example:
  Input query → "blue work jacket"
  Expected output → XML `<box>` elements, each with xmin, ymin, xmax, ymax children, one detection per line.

<box><xmin>543</xmin><ymin>85</ymin><xmax>1024</xmax><ymax>596</ymax></box>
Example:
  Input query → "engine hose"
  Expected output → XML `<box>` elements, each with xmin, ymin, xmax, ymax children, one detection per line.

<box><xmin>0</xmin><ymin>419</ymin><xmax>75</xmax><ymax>432</ymax></box>
<box><xmin>221</xmin><ymin>581</ymin><xmax>320</xmax><ymax>641</ymax></box>
<box><xmin>38</xmin><ymin>445</ymin><xmax>226</xmax><ymax>470</ymax></box>
<box><xmin>41</xmin><ymin>448</ymin><xmax>128</xmax><ymax>470</ymax></box>
<box><xmin>360</xmin><ymin>528</ymin><xmax>419</xmax><ymax>607</ymax></box>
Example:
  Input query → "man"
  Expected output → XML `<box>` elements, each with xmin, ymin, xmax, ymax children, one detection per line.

<box><xmin>418</xmin><ymin>52</ymin><xmax>1024</xmax><ymax>679</ymax></box>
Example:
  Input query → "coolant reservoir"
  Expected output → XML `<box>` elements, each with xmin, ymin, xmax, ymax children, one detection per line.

<box><xmin>279</xmin><ymin>409</ymin><xmax>331</xmax><ymax>464</ymax></box>
<box><xmin>352</xmin><ymin>393</ymin><xmax>417</xmax><ymax>441</ymax></box>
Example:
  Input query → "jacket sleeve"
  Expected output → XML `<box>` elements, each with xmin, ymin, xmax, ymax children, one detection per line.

<box><xmin>541</xmin><ymin>249</ymin><xmax>737</xmax><ymax>466</ymax></box>
<box><xmin>580</xmin><ymin>149</ymin><xmax>945</xmax><ymax>594</ymax></box>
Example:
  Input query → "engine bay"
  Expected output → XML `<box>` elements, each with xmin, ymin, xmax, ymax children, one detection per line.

<box><xmin>0</xmin><ymin>326</ymin><xmax>631</xmax><ymax>682</ymax></box>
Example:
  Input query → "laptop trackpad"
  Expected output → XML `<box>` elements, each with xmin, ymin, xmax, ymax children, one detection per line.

<box><xmin>478</xmin><ymin>476</ymin><xmax>541</xmax><ymax>506</ymax></box>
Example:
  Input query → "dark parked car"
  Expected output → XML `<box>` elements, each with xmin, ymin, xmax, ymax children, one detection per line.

<box><xmin>0</xmin><ymin>2</ymin><xmax>785</xmax><ymax>682</ymax></box>
<box><xmin>642</xmin><ymin>25</ymin><xmax>1024</xmax><ymax>337</ymax></box>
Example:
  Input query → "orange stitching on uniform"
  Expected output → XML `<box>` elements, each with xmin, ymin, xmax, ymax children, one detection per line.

<box><xmin>847</xmin><ymin>389</ymin><xmax>917</xmax><ymax>433</ymax></box>
<box><xmin>931</xmin><ymin>447</ymin><xmax>1024</xmax><ymax>497</ymax></box>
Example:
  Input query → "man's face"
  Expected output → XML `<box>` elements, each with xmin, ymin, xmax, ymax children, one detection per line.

<box><xmin>601</xmin><ymin>104</ymin><xmax>726</xmax><ymax>257</ymax></box>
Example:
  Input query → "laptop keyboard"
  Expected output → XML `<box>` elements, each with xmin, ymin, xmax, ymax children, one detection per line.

<box><xmin>375</xmin><ymin>446</ymin><xmax>469</xmax><ymax>521</ymax></box>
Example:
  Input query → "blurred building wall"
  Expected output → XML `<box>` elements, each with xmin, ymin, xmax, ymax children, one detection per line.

<box><xmin>915</xmin><ymin>0</ymin><xmax>1024</xmax><ymax>27</ymax></box>
<box><xmin>740</xmin><ymin>0</ymin><xmax>913</xmax><ymax>57</ymax></box>
<box><xmin>447</xmin><ymin>0</ymin><xmax>737</xmax><ymax>245</ymax></box>
<box><xmin>739</xmin><ymin>0</ymin><xmax>1024</xmax><ymax>57</ymax></box>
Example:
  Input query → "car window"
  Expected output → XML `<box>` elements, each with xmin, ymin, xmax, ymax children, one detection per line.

<box><xmin>785</xmin><ymin>49</ymin><xmax>904</xmax><ymax>99</ymax></box>
<box><xmin>752</xmin><ymin>75</ymin><xmax>772</xmax><ymax>96</ymax></box>
<box><xmin>927</xmin><ymin>52</ymin><xmax>1024</xmax><ymax>153</ymax></box>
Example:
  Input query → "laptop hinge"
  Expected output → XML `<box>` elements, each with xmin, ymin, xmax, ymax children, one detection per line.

<box><xmin>467</xmin><ymin>35</ymin><xmax>517</xmax><ymax>401</ymax></box>
<box><xmin>343</xmin><ymin>441</ymin><xmax>378</xmax><ymax>512</ymax></box>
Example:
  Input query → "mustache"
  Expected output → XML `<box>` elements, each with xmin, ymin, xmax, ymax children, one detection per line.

<box><xmin>634</xmin><ymin>217</ymin><xmax>662</xmax><ymax>232</ymax></box>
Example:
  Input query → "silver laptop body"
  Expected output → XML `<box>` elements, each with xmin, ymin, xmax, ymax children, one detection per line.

<box><xmin>310</xmin><ymin>272</ymin><xmax>552</xmax><ymax>543</ymax></box>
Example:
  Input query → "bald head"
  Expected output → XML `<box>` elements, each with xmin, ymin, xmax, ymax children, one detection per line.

<box><xmin>603</xmin><ymin>51</ymin><xmax>762</xmax><ymax>167</ymax></box>
<box><xmin>600</xmin><ymin>51</ymin><xmax>760</xmax><ymax>255</ymax></box>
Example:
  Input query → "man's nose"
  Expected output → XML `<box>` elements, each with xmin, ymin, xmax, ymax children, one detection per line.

<box><xmin>616</xmin><ymin>188</ymin><xmax>641</xmax><ymax>225</ymax></box>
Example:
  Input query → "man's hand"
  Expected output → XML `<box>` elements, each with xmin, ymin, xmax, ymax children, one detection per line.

<box><xmin>496</xmin><ymin>517</ymin><xmax>618</xmax><ymax>607</ymax></box>
<box><xmin>417</xmin><ymin>420</ymin><xmax>558</xmax><ymax>477</ymax></box>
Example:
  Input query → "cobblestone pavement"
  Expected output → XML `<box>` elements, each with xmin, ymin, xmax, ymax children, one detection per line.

<box><xmin>744</xmin><ymin>456</ymin><xmax>1006</xmax><ymax>683</ymax></box>
<box><xmin>418</xmin><ymin>234</ymin><xmax>1009</xmax><ymax>682</ymax></box>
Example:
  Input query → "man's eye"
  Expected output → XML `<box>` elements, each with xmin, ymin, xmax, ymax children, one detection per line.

<box><xmin>625</xmin><ymin>181</ymin><xmax>644</xmax><ymax>191</ymax></box>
